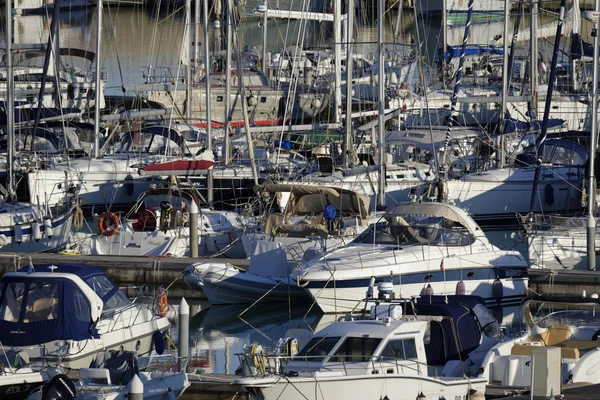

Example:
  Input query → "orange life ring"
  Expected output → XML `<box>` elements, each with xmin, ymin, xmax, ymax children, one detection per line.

<box><xmin>158</xmin><ymin>289</ymin><xmax>168</xmax><ymax>317</ymax></box>
<box><xmin>98</xmin><ymin>212</ymin><xmax>119</xmax><ymax>237</ymax></box>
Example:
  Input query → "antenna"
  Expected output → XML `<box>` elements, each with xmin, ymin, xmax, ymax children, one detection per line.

<box><xmin>48</xmin><ymin>265</ymin><xmax>58</xmax><ymax>273</ymax></box>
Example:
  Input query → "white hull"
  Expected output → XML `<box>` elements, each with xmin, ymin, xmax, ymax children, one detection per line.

<box><xmin>0</xmin><ymin>215</ymin><xmax>73</xmax><ymax>253</ymax></box>
<box><xmin>22</xmin><ymin>308</ymin><xmax>170</xmax><ymax>369</ymax></box>
<box><xmin>528</xmin><ymin>227</ymin><xmax>600</xmax><ymax>270</ymax></box>
<box><xmin>446</xmin><ymin>167</ymin><xmax>583</xmax><ymax>224</ymax></box>
<box><xmin>27</xmin><ymin>158</ymin><xmax>168</xmax><ymax>210</ymax></box>
<box><xmin>89</xmin><ymin>226</ymin><xmax>246</xmax><ymax>258</ymax></box>
<box><xmin>305</xmin><ymin>276</ymin><xmax>527</xmax><ymax>314</ymax></box>
<box><xmin>239</xmin><ymin>374</ymin><xmax>486</xmax><ymax>400</ymax></box>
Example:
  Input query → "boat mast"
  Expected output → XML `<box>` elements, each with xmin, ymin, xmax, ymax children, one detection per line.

<box><xmin>94</xmin><ymin>0</ymin><xmax>102</xmax><ymax>159</ymax></box>
<box><xmin>334</xmin><ymin>0</ymin><xmax>342</xmax><ymax>124</ymax></box>
<box><xmin>6</xmin><ymin>0</ymin><xmax>14</xmax><ymax>202</ymax></box>
<box><xmin>499</xmin><ymin>0</ymin><xmax>510</xmax><ymax>169</ymax></box>
<box><xmin>224</xmin><ymin>2</ymin><xmax>232</xmax><ymax>166</ymax></box>
<box><xmin>441</xmin><ymin>0</ymin><xmax>447</xmax><ymax>88</ymax></box>
<box><xmin>229</xmin><ymin>0</ymin><xmax>259</xmax><ymax>186</ymax></box>
<box><xmin>185</xmin><ymin>0</ymin><xmax>192</xmax><ymax>122</ymax></box>
<box><xmin>438</xmin><ymin>0</ymin><xmax>475</xmax><ymax>203</ymax></box>
<box><xmin>343</xmin><ymin>0</ymin><xmax>354</xmax><ymax>169</ymax></box>
<box><xmin>583</xmin><ymin>7</ymin><xmax>600</xmax><ymax>270</ymax></box>
<box><xmin>261</xmin><ymin>0</ymin><xmax>267</xmax><ymax>74</ymax></box>
<box><xmin>203</xmin><ymin>0</ymin><xmax>214</xmax><ymax>208</ymax></box>
<box><xmin>530</xmin><ymin>0</ymin><xmax>538</xmax><ymax>118</ymax></box>
<box><xmin>377</xmin><ymin>0</ymin><xmax>385</xmax><ymax>209</ymax></box>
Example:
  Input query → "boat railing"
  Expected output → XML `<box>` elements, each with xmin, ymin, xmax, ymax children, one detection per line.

<box><xmin>236</xmin><ymin>353</ymin><xmax>436</xmax><ymax>379</ymax></box>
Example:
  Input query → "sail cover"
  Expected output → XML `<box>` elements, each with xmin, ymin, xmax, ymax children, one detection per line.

<box><xmin>0</xmin><ymin>272</ymin><xmax>99</xmax><ymax>346</ymax></box>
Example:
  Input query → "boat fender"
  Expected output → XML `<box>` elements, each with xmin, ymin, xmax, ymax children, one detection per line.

<box><xmin>493</xmin><ymin>278</ymin><xmax>503</xmax><ymax>304</ymax></box>
<box><xmin>153</xmin><ymin>330</ymin><xmax>165</xmax><ymax>355</ymax></box>
<box><xmin>455</xmin><ymin>280</ymin><xmax>466</xmax><ymax>296</ymax></box>
<box><xmin>14</xmin><ymin>224</ymin><xmax>23</xmax><ymax>244</ymax></box>
<box><xmin>44</xmin><ymin>218</ymin><xmax>53</xmax><ymax>238</ymax></box>
<box><xmin>286</xmin><ymin>338</ymin><xmax>299</xmax><ymax>356</ymax></box>
<box><xmin>423</xmin><ymin>283</ymin><xmax>434</xmax><ymax>297</ymax></box>
<box><xmin>125</xmin><ymin>174</ymin><xmax>135</xmax><ymax>197</ymax></box>
<box><xmin>466</xmin><ymin>389</ymin><xmax>485</xmax><ymax>400</ymax></box>
<box><xmin>0</xmin><ymin>234</ymin><xmax>7</xmax><ymax>247</ymax></box>
<box><xmin>40</xmin><ymin>374</ymin><xmax>76</xmax><ymax>400</ymax></box>
<box><xmin>32</xmin><ymin>220</ymin><xmax>42</xmax><ymax>242</ymax></box>
<box><xmin>544</xmin><ymin>183</ymin><xmax>555</xmax><ymax>206</ymax></box>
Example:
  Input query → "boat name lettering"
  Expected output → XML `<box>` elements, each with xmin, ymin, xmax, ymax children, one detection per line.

<box><xmin>10</xmin><ymin>329</ymin><xmax>25</xmax><ymax>334</ymax></box>
<box><xmin>6</xmin><ymin>384</ymin><xmax>29</xmax><ymax>394</ymax></box>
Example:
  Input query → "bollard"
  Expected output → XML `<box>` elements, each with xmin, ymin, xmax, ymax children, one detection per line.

<box><xmin>189</xmin><ymin>201</ymin><xmax>199</xmax><ymax>258</ymax></box>
<box><xmin>178</xmin><ymin>297</ymin><xmax>190</xmax><ymax>373</ymax></box>
<box><xmin>129</xmin><ymin>374</ymin><xmax>143</xmax><ymax>400</ymax></box>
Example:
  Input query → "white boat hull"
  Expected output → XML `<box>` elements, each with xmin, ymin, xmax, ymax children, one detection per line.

<box><xmin>303</xmin><ymin>276</ymin><xmax>527</xmax><ymax>314</ymax></box>
<box><xmin>238</xmin><ymin>373</ymin><xmax>486</xmax><ymax>400</ymax></box>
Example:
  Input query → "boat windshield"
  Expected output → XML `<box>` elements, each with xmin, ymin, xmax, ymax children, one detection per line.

<box><xmin>351</xmin><ymin>218</ymin><xmax>475</xmax><ymax>247</ymax></box>
<box><xmin>293</xmin><ymin>336</ymin><xmax>341</xmax><ymax>362</ymax></box>
<box><xmin>84</xmin><ymin>275</ymin><xmax>131</xmax><ymax>316</ymax></box>
<box><xmin>472</xmin><ymin>304</ymin><xmax>501</xmax><ymax>338</ymax></box>
<box><xmin>117</xmin><ymin>130</ymin><xmax>184</xmax><ymax>156</ymax></box>
<box><xmin>529</xmin><ymin>301</ymin><xmax>600</xmax><ymax>329</ymax></box>
<box><xmin>328</xmin><ymin>337</ymin><xmax>382</xmax><ymax>362</ymax></box>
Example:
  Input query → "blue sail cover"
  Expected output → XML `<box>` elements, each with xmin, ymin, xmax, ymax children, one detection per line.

<box><xmin>571</xmin><ymin>33</ymin><xmax>592</xmax><ymax>60</ymax></box>
<box><xmin>504</xmin><ymin>117</ymin><xmax>565</xmax><ymax>134</ymax></box>
<box><xmin>0</xmin><ymin>265</ymin><xmax>102</xmax><ymax>346</ymax></box>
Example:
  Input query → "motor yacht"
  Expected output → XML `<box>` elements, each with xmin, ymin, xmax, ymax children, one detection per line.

<box><xmin>0</xmin><ymin>264</ymin><xmax>170</xmax><ymax>369</ymax></box>
<box><xmin>233</xmin><ymin>294</ymin><xmax>487</xmax><ymax>400</ymax></box>
<box><xmin>292</xmin><ymin>201</ymin><xmax>529</xmax><ymax>314</ymax></box>
<box><xmin>479</xmin><ymin>294</ymin><xmax>600</xmax><ymax>387</ymax></box>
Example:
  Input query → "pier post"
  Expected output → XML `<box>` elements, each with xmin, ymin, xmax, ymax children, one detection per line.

<box><xmin>128</xmin><ymin>374</ymin><xmax>143</xmax><ymax>400</ymax></box>
<box><xmin>178</xmin><ymin>297</ymin><xmax>190</xmax><ymax>372</ymax></box>
<box><xmin>189</xmin><ymin>201</ymin><xmax>199</xmax><ymax>258</ymax></box>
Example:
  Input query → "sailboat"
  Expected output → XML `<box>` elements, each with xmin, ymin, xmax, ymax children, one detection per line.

<box><xmin>0</xmin><ymin>4</ymin><xmax>77</xmax><ymax>253</ymax></box>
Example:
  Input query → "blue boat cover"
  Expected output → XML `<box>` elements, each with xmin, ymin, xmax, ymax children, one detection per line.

<box><xmin>0</xmin><ymin>264</ymin><xmax>106</xmax><ymax>346</ymax></box>
<box><xmin>504</xmin><ymin>117</ymin><xmax>565</xmax><ymax>134</ymax></box>
<box><xmin>414</xmin><ymin>295</ymin><xmax>486</xmax><ymax>364</ymax></box>
<box><xmin>439</xmin><ymin>45</ymin><xmax>504</xmax><ymax>63</ymax></box>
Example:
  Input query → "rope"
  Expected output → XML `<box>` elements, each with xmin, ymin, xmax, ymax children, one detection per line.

<box><xmin>73</xmin><ymin>204</ymin><xmax>84</xmax><ymax>230</ymax></box>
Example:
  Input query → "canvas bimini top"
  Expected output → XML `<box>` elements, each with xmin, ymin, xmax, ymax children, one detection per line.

<box><xmin>0</xmin><ymin>264</ymin><xmax>131</xmax><ymax>346</ymax></box>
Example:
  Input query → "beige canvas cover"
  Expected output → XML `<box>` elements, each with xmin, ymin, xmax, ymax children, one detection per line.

<box><xmin>384</xmin><ymin>202</ymin><xmax>478</xmax><ymax>235</ymax></box>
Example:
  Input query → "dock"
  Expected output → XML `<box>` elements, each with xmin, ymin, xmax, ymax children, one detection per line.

<box><xmin>0</xmin><ymin>252</ymin><xmax>249</xmax><ymax>300</ymax></box>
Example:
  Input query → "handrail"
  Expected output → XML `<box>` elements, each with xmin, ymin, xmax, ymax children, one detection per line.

<box><xmin>235</xmin><ymin>352</ymin><xmax>435</xmax><ymax>379</ymax></box>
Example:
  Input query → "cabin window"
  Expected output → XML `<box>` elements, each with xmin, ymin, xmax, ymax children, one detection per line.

<box><xmin>329</xmin><ymin>337</ymin><xmax>382</xmax><ymax>362</ymax></box>
<box><xmin>294</xmin><ymin>336</ymin><xmax>341</xmax><ymax>362</ymax></box>
<box><xmin>23</xmin><ymin>282</ymin><xmax>60</xmax><ymax>322</ymax></box>
<box><xmin>0</xmin><ymin>282</ymin><xmax>25</xmax><ymax>322</ymax></box>
<box><xmin>380</xmin><ymin>338</ymin><xmax>417</xmax><ymax>360</ymax></box>
<box><xmin>85</xmin><ymin>275</ymin><xmax>130</xmax><ymax>315</ymax></box>
<box><xmin>73</xmin><ymin>288</ymin><xmax>91</xmax><ymax>323</ymax></box>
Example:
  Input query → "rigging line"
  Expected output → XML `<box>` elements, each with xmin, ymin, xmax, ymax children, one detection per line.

<box><xmin>238</xmin><ymin>279</ymin><xmax>284</xmax><ymax>318</ymax></box>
